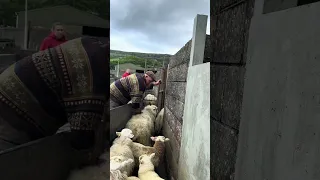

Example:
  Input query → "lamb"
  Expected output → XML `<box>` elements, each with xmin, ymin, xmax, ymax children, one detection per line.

<box><xmin>143</xmin><ymin>94</ymin><xmax>157</xmax><ymax>106</ymax></box>
<box><xmin>110</xmin><ymin>129</ymin><xmax>135</xmax><ymax>176</ymax></box>
<box><xmin>125</xmin><ymin>105</ymin><xmax>158</xmax><ymax>146</ymax></box>
<box><xmin>138</xmin><ymin>153</ymin><xmax>164</xmax><ymax>180</ymax></box>
<box><xmin>130</xmin><ymin>136</ymin><xmax>169</xmax><ymax>168</ymax></box>
<box><xmin>154</xmin><ymin>108</ymin><xmax>164</xmax><ymax>135</ymax></box>
<box><xmin>127</xmin><ymin>177</ymin><xmax>140</xmax><ymax>180</ymax></box>
<box><xmin>110</xmin><ymin>157</ymin><xmax>138</xmax><ymax>180</ymax></box>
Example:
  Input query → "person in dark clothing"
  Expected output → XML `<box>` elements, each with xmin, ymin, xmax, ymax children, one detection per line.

<box><xmin>0</xmin><ymin>36</ymin><xmax>109</xmax><ymax>160</ymax></box>
<box><xmin>39</xmin><ymin>22</ymin><xmax>67</xmax><ymax>51</ymax></box>
<box><xmin>122</xmin><ymin>69</ymin><xmax>131</xmax><ymax>78</ymax></box>
<box><xmin>110</xmin><ymin>71</ymin><xmax>161</xmax><ymax>112</ymax></box>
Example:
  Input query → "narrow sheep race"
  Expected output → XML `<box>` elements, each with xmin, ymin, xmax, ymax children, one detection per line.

<box><xmin>66</xmin><ymin>94</ymin><xmax>167</xmax><ymax>180</ymax></box>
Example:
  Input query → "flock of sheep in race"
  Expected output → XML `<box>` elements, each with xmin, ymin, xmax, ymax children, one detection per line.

<box><xmin>67</xmin><ymin>94</ymin><xmax>168</xmax><ymax>180</ymax></box>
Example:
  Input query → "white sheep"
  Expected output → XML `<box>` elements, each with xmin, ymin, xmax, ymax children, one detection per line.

<box><xmin>154</xmin><ymin>108</ymin><xmax>164</xmax><ymax>135</ymax></box>
<box><xmin>110</xmin><ymin>129</ymin><xmax>135</xmax><ymax>176</ymax></box>
<box><xmin>127</xmin><ymin>177</ymin><xmax>140</xmax><ymax>180</ymax></box>
<box><xmin>131</xmin><ymin>136</ymin><xmax>169</xmax><ymax>168</ymax></box>
<box><xmin>138</xmin><ymin>153</ymin><xmax>164</xmax><ymax>180</ymax></box>
<box><xmin>125</xmin><ymin>105</ymin><xmax>158</xmax><ymax>146</ymax></box>
<box><xmin>110</xmin><ymin>158</ymin><xmax>136</xmax><ymax>180</ymax></box>
<box><xmin>143</xmin><ymin>94</ymin><xmax>157</xmax><ymax>106</ymax></box>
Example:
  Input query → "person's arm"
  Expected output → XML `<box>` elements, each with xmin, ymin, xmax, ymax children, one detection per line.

<box><xmin>130</xmin><ymin>93</ymin><xmax>143</xmax><ymax>113</ymax></box>
<box><xmin>146</xmin><ymin>83</ymin><xmax>154</xmax><ymax>90</ymax></box>
<box><xmin>146</xmin><ymin>80</ymin><xmax>161</xmax><ymax>90</ymax></box>
<box><xmin>39</xmin><ymin>38</ymin><xmax>49</xmax><ymax>51</ymax></box>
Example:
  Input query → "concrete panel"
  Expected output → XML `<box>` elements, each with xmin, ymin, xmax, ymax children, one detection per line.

<box><xmin>189</xmin><ymin>14</ymin><xmax>207</xmax><ymax>66</ymax></box>
<box><xmin>235</xmin><ymin>3</ymin><xmax>320</xmax><ymax>180</ymax></box>
<box><xmin>110</xmin><ymin>104</ymin><xmax>132</xmax><ymax>141</ymax></box>
<box><xmin>263</xmin><ymin>0</ymin><xmax>298</xmax><ymax>14</ymax></box>
<box><xmin>0</xmin><ymin>133</ymin><xmax>78</xmax><ymax>180</ymax></box>
<box><xmin>178</xmin><ymin>62</ymin><xmax>210</xmax><ymax>180</ymax></box>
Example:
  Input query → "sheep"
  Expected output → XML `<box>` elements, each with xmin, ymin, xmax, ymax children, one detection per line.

<box><xmin>110</xmin><ymin>158</ymin><xmax>134</xmax><ymax>180</ymax></box>
<box><xmin>143</xmin><ymin>94</ymin><xmax>157</xmax><ymax>106</ymax></box>
<box><xmin>154</xmin><ymin>108</ymin><xmax>164</xmax><ymax>135</ymax></box>
<box><xmin>130</xmin><ymin>136</ymin><xmax>169</xmax><ymax>167</ymax></box>
<box><xmin>138</xmin><ymin>153</ymin><xmax>164</xmax><ymax>180</ymax></box>
<box><xmin>125</xmin><ymin>105</ymin><xmax>158</xmax><ymax>146</ymax></box>
<box><xmin>67</xmin><ymin>129</ymin><xmax>135</xmax><ymax>180</ymax></box>
<box><xmin>127</xmin><ymin>177</ymin><xmax>140</xmax><ymax>180</ymax></box>
<box><xmin>110</xmin><ymin>129</ymin><xmax>135</xmax><ymax>176</ymax></box>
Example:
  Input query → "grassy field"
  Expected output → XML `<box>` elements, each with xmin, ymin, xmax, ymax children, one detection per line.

<box><xmin>110</xmin><ymin>50</ymin><xmax>171</xmax><ymax>68</ymax></box>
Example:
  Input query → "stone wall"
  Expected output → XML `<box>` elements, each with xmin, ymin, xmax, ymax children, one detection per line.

<box><xmin>163</xmin><ymin>35</ymin><xmax>211</xmax><ymax>180</ymax></box>
<box><xmin>210</xmin><ymin>0</ymin><xmax>255</xmax><ymax>179</ymax></box>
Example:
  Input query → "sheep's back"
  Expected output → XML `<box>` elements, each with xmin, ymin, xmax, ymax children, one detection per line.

<box><xmin>138</xmin><ymin>171</ymin><xmax>164</xmax><ymax>180</ymax></box>
<box><xmin>110</xmin><ymin>144</ymin><xmax>134</xmax><ymax>159</ymax></box>
<box><xmin>126</xmin><ymin>116</ymin><xmax>154</xmax><ymax>146</ymax></box>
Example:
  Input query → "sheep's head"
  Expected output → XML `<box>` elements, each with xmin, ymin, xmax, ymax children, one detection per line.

<box><xmin>144</xmin><ymin>94</ymin><xmax>157</xmax><ymax>101</ymax></box>
<box><xmin>110</xmin><ymin>156</ymin><xmax>134</xmax><ymax>171</ymax></box>
<box><xmin>116</xmin><ymin>128</ymin><xmax>134</xmax><ymax>139</ymax></box>
<box><xmin>110</xmin><ymin>155</ymin><xmax>125</xmax><ymax>163</ymax></box>
<box><xmin>143</xmin><ymin>105</ymin><xmax>158</xmax><ymax>116</ymax></box>
<box><xmin>139</xmin><ymin>153</ymin><xmax>156</xmax><ymax>165</ymax></box>
<box><xmin>150</xmin><ymin>136</ymin><xmax>170</xmax><ymax>142</ymax></box>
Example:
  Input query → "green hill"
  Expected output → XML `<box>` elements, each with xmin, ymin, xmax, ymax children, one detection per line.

<box><xmin>110</xmin><ymin>50</ymin><xmax>171</xmax><ymax>69</ymax></box>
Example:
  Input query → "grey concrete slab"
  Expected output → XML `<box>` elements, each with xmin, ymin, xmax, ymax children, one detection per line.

<box><xmin>178</xmin><ymin>62</ymin><xmax>210</xmax><ymax>180</ymax></box>
<box><xmin>235</xmin><ymin>2</ymin><xmax>320</xmax><ymax>180</ymax></box>
<box><xmin>110</xmin><ymin>104</ymin><xmax>132</xmax><ymax>141</ymax></box>
<box><xmin>189</xmin><ymin>14</ymin><xmax>207</xmax><ymax>67</ymax></box>
<box><xmin>0</xmin><ymin>133</ymin><xmax>78</xmax><ymax>180</ymax></box>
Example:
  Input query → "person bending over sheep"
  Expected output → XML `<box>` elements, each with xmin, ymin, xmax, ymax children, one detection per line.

<box><xmin>126</xmin><ymin>105</ymin><xmax>158</xmax><ymax>146</ymax></box>
<box><xmin>138</xmin><ymin>153</ymin><xmax>164</xmax><ymax>180</ymax></box>
<box><xmin>0</xmin><ymin>37</ymin><xmax>108</xmax><ymax>164</ymax></box>
<box><xmin>110</xmin><ymin>71</ymin><xmax>161</xmax><ymax>113</ymax></box>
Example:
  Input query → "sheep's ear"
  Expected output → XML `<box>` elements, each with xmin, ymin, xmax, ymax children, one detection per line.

<box><xmin>165</xmin><ymin>138</ymin><xmax>170</xmax><ymax>142</ymax></box>
<box><xmin>150</xmin><ymin>136</ymin><xmax>156</xmax><ymax>141</ymax></box>
<box><xmin>139</xmin><ymin>155</ymin><xmax>143</xmax><ymax>162</ymax></box>
<box><xmin>150</xmin><ymin>153</ymin><xmax>156</xmax><ymax>159</ymax></box>
<box><xmin>116</xmin><ymin>132</ymin><xmax>121</xmax><ymax>137</ymax></box>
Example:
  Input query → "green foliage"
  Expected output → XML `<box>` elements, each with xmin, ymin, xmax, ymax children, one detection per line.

<box><xmin>110</xmin><ymin>56</ymin><xmax>162</xmax><ymax>69</ymax></box>
<box><xmin>110</xmin><ymin>50</ymin><xmax>170</xmax><ymax>67</ymax></box>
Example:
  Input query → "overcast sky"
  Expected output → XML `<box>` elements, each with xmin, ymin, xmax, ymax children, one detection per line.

<box><xmin>110</xmin><ymin>0</ymin><xmax>210</xmax><ymax>55</ymax></box>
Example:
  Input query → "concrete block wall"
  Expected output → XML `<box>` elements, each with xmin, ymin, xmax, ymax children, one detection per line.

<box><xmin>210</xmin><ymin>0</ymin><xmax>255</xmax><ymax>179</ymax></box>
<box><xmin>163</xmin><ymin>35</ymin><xmax>211</xmax><ymax>180</ymax></box>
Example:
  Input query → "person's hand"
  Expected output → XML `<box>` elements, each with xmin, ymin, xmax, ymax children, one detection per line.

<box><xmin>153</xmin><ymin>80</ymin><xmax>162</xmax><ymax>86</ymax></box>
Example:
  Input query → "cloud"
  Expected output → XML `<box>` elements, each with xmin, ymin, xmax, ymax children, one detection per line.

<box><xmin>110</xmin><ymin>0</ymin><xmax>210</xmax><ymax>55</ymax></box>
